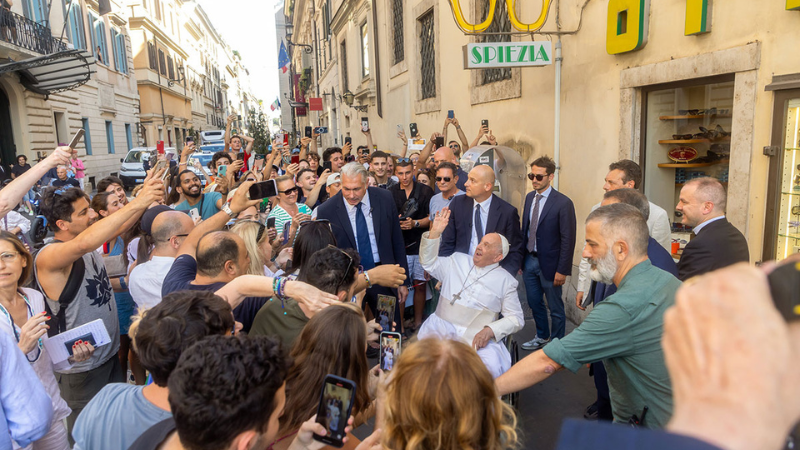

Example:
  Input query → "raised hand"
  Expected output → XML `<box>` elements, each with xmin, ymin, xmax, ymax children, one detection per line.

<box><xmin>230</xmin><ymin>180</ymin><xmax>261</xmax><ymax>213</ymax></box>
<box><xmin>285</xmin><ymin>280</ymin><xmax>340</xmax><ymax>316</ymax></box>
<box><xmin>429</xmin><ymin>207</ymin><xmax>450</xmax><ymax>239</ymax></box>
<box><xmin>46</xmin><ymin>146</ymin><xmax>74</xmax><ymax>168</ymax></box>
<box><xmin>135</xmin><ymin>177</ymin><xmax>166</xmax><ymax>207</ymax></box>
<box><xmin>367</xmin><ymin>264</ymin><xmax>407</xmax><ymax>288</ymax></box>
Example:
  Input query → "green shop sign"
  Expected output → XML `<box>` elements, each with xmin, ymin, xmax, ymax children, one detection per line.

<box><xmin>463</xmin><ymin>42</ymin><xmax>553</xmax><ymax>69</ymax></box>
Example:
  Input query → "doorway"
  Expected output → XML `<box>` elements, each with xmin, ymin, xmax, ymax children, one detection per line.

<box><xmin>0</xmin><ymin>87</ymin><xmax>16</xmax><ymax>166</ymax></box>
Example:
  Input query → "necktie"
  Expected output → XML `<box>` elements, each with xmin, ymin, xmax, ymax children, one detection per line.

<box><xmin>474</xmin><ymin>204</ymin><xmax>484</xmax><ymax>243</ymax></box>
<box><xmin>527</xmin><ymin>194</ymin><xmax>542</xmax><ymax>253</ymax></box>
<box><xmin>355</xmin><ymin>202</ymin><xmax>375</xmax><ymax>270</ymax></box>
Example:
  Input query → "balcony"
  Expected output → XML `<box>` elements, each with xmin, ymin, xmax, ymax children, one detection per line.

<box><xmin>0</xmin><ymin>8</ymin><xmax>67</xmax><ymax>56</ymax></box>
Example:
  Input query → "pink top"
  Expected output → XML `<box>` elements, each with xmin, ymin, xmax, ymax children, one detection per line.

<box><xmin>71</xmin><ymin>158</ymin><xmax>85</xmax><ymax>178</ymax></box>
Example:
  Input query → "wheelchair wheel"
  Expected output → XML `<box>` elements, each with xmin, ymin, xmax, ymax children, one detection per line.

<box><xmin>501</xmin><ymin>336</ymin><xmax>520</xmax><ymax>410</ymax></box>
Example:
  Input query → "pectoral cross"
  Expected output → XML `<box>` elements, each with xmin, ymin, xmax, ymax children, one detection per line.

<box><xmin>451</xmin><ymin>292</ymin><xmax>461</xmax><ymax>305</ymax></box>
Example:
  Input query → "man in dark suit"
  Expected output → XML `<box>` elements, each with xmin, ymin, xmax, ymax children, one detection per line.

<box><xmin>675</xmin><ymin>177</ymin><xmax>749</xmax><ymax>281</ymax></box>
<box><xmin>315</xmin><ymin>162</ymin><xmax>410</xmax><ymax>324</ymax></box>
<box><xmin>520</xmin><ymin>156</ymin><xmax>576</xmax><ymax>350</ymax></box>
<box><xmin>439</xmin><ymin>164</ymin><xmax>523</xmax><ymax>275</ymax></box>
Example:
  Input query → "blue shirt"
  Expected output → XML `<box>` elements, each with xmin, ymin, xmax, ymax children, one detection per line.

<box><xmin>174</xmin><ymin>192</ymin><xmax>223</xmax><ymax>221</ymax></box>
<box><xmin>0</xmin><ymin>332</ymin><xmax>52</xmax><ymax>450</ymax></box>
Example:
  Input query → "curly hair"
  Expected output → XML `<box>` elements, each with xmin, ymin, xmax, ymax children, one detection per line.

<box><xmin>279</xmin><ymin>304</ymin><xmax>370</xmax><ymax>437</ymax></box>
<box><xmin>168</xmin><ymin>335</ymin><xmax>290</xmax><ymax>450</ymax></box>
<box><xmin>39</xmin><ymin>186</ymin><xmax>88</xmax><ymax>231</ymax></box>
<box><xmin>383</xmin><ymin>339</ymin><xmax>519</xmax><ymax>450</ymax></box>
<box><xmin>128</xmin><ymin>290</ymin><xmax>233</xmax><ymax>387</ymax></box>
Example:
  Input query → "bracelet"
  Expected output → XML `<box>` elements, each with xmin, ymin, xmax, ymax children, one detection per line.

<box><xmin>119</xmin><ymin>276</ymin><xmax>127</xmax><ymax>290</ymax></box>
<box><xmin>364</xmin><ymin>270</ymin><xmax>373</xmax><ymax>289</ymax></box>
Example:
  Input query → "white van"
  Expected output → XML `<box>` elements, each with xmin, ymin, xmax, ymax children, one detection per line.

<box><xmin>199</xmin><ymin>130</ymin><xmax>225</xmax><ymax>145</ymax></box>
<box><xmin>118</xmin><ymin>147</ymin><xmax>208</xmax><ymax>190</ymax></box>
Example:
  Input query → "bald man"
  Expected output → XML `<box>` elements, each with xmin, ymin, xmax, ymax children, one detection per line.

<box><xmin>439</xmin><ymin>164</ymin><xmax>524</xmax><ymax>275</ymax></box>
<box><xmin>420</xmin><ymin>208</ymin><xmax>524</xmax><ymax>378</ymax></box>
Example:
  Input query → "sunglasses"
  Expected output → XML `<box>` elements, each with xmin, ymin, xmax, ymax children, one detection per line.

<box><xmin>396</xmin><ymin>157</ymin><xmax>411</xmax><ymax>163</ymax></box>
<box><xmin>527</xmin><ymin>173</ymin><xmax>548</xmax><ymax>181</ymax></box>
<box><xmin>279</xmin><ymin>187</ymin><xmax>299</xmax><ymax>195</ymax></box>
<box><xmin>435</xmin><ymin>177</ymin><xmax>451</xmax><ymax>182</ymax></box>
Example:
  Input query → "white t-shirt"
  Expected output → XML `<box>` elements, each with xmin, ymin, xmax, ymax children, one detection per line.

<box><xmin>129</xmin><ymin>256</ymin><xmax>176</xmax><ymax>311</ymax></box>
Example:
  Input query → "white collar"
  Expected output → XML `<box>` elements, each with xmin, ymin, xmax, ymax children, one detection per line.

<box><xmin>474</xmin><ymin>194</ymin><xmax>493</xmax><ymax>211</ymax></box>
<box><xmin>537</xmin><ymin>186</ymin><xmax>553</xmax><ymax>198</ymax></box>
<box><xmin>693</xmin><ymin>215</ymin><xmax>725</xmax><ymax>234</ymax></box>
<box><xmin>343</xmin><ymin>191</ymin><xmax>371</xmax><ymax>211</ymax></box>
<box><xmin>475</xmin><ymin>262</ymin><xmax>500</xmax><ymax>274</ymax></box>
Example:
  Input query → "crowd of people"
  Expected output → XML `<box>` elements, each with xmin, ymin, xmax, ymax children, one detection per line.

<box><xmin>0</xmin><ymin>112</ymin><xmax>797</xmax><ymax>450</ymax></box>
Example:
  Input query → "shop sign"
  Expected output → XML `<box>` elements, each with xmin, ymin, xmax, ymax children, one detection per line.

<box><xmin>464</xmin><ymin>42</ymin><xmax>552</xmax><ymax>69</ymax></box>
<box><xmin>685</xmin><ymin>0</ymin><xmax>712</xmax><ymax>35</ymax></box>
<box><xmin>789</xmin><ymin>0</ymin><xmax>800</xmax><ymax>10</ymax></box>
<box><xmin>448</xmin><ymin>0</ymin><xmax>552</xmax><ymax>33</ymax></box>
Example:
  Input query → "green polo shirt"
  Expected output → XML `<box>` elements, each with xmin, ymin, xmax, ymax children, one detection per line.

<box><xmin>543</xmin><ymin>260</ymin><xmax>679</xmax><ymax>429</ymax></box>
<box><xmin>249</xmin><ymin>297</ymin><xmax>308</xmax><ymax>350</ymax></box>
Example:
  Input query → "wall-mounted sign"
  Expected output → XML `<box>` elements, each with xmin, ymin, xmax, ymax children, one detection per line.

<box><xmin>789</xmin><ymin>0</ymin><xmax>800</xmax><ymax>10</ymax></box>
<box><xmin>685</xmin><ymin>0</ymin><xmax>712</xmax><ymax>35</ymax></box>
<box><xmin>309</xmin><ymin>97</ymin><xmax>323</xmax><ymax>111</ymax></box>
<box><xmin>463</xmin><ymin>42</ymin><xmax>552</xmax><ymax>69</ymax></box>
<box><xmin>448</xmin><ymin>0</ymin><xmax>553</xmax><ymax>33</ymax></box>
<box><xmin>606</xmin><ymin>0</ymin><xmax>650</xmax><ymax>55</ymax></box>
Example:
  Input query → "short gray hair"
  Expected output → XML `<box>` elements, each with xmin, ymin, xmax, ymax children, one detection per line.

<box><xmin>603</xmin><ymin>188</ymin><xmax>651</xmax><ymax>221</ymax></box>
<box><xmin>685</xmin><ymin>177</ymin><xmax>727</xmax><ymax>212</ymax></box>
<box><xmin>340</xmin><ymin>162</ymin><xmax>368</xmax><ymax>184</ymax></box>
<box><xmin>586</xmin><ymin>203</ymin><xmax>649</xmax><ymax>258</ymax></box>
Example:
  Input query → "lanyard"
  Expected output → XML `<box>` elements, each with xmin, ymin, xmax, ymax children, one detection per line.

<box><xmin>0</xmin><ymin>292</ymin><xmax>43</xmax><ymax>363</ymax></box>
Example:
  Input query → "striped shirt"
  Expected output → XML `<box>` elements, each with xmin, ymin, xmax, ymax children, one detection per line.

<box><xmin>267</xmin><ymin>203</ymin><xmax>311</xmax><ymax>235</ymax></box>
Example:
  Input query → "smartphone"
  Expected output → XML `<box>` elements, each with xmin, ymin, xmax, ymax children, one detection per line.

<box><xmin>361</xmin><ymin>117</ymin><xmax>369</xmax><ymax>132</ymax></box>
<box><xmin>481</xmin><ymin>119</ymin><xmax>489</xmax><ymax>129</ymax></box>
<box><xmin>376</xmin><ymin>295</ymin><xmax>396</xmax><ymax>332</ymax></box>
<box><xmin>291</xmin><ymin>155</ymin><xmax>300</xmax><ymax>165</ymax></box>
<box><xmin>255</xmin><ymin>153</ymin><xmax>266</xmax><ymax>160</ymax></box>
<box><xmin>248</xmin><ymin>180</ymin><xmax>279</xmax><ymax>200</ymax></box>
<box><xmin>186</xmin><ymin>135</ymin><xmax>194</xmax><ymax>144</ymax></box>
<box><xmin>323</xmin><ymin>161</ymin><xmax>332</xmax><ymax>172</ymax></box>
<box><xmin>767</xmin><ymin>260</ymin><xmax>800</xmax><ymax>322</ymax></box>
<box><xmin>379</xmin><ymin>332</ymin><xmax>402</xmax><ymax>372</ymax></box>
<box><xmin>448</xmin><ymin>110</ymin><xmax>454</xmax><ymax>119</ymax></box>
<box><xmin>344</xmin><ymin>136</ymin><xmax>352</xmax><ymax>146</ymax></box>
<box><xmin>359</xmin><ymin>148</ymin><xmax>370</xmax><ymax>156</ymax></box>
<box><xmin>218</xmin><ymin>165</ymin><xmax>227</xmax><ymax>177</ymax></box>
<box><xmin>434</xmin><ymin>136</ymin><xmax>444</xmax><ymax>148</ymax></box>
<box><xmin>305</xmin><ymin>126</ymin><xmax>313</xmax><ymax>138</ymax></box>
<box><xmin>283</xmin><ymin>133</ymin><xmax>290</xmax><ymax>146</ymax></box>
<box><xmin>157</xmin><ymin>141</ymin><xmax>165</xmax><ymax>154</ymax></box>
<box><xmin>237</xmin><ymin>114</ymin><xmax>242</xmax><ymax>121</ymax></box>
<box><xmin>152</xmin><ymin>159</ymin><xmax>167</xmax><ymax>174</ymax></box>
<box><xmin>165</xmin><ymin>151</ymin><xmax>176</xmax><ymax>161</ymax></box>
<box><xmin>312</xmin><ymin>375</ymin><xmax>356</xmax><ymax>448</ymax></box>
<box><xmin>236</xmin><ymin>152</ymin><xmax>245</xmax><ymax>161</ymax></box>
<box><xmin>266</xmin><ymin>217</ymin><xmax>276</xmax><ymax>229</ymax></box>
<box><xmin>67</xmin><ymin>129</ymin><xmax>85</xmax><ymax>149</ymax></box>
<box><xmin>345</xmin><ymin>155</ymin><xmax>355</xmax><ymax>163</ymax></box>
<box><xmin>160</xmin><ymin>165</ymin><xmax>172</xmax><ymax>181</ymax></box>
<box><xmin>396</xmin><ymin>124</ymin><xmax>403</xmax><ymax>134</ymax></box>
<box><xmin>409</xmin><ymin>123</ymin><xmax>418</xmax><ymax>138</ymax></box>
<box><xmin>314</xmin><ymin>126</ymin><xmax>328</xmax><ymax>134</ymax></box>
<box><xmin>189</xmin><ymin>208</ymin><xmax>201</xmax><ymax>225</ymax></box>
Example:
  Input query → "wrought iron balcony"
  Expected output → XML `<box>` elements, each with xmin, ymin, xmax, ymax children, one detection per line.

<box><xmin>0</xmin><ymin>8</ymin><xmax>67</xmax><ymax>55</ymax></box>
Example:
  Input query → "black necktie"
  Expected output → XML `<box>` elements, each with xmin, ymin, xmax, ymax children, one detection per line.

<box><xmin>474</xmin><ymin>204</ymin><xmax>484</xmax><ymax>243</ymax></box>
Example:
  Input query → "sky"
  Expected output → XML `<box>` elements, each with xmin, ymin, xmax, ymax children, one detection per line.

<box><xmin>196</xmin><ymin>0</ymin><xmax>282</xmax><ymax>107</ymax></box>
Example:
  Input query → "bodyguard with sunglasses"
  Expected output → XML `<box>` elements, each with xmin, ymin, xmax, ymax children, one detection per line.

<box><xmin>429</xmin><ymin>162</ymin><xmax>465</xmax><ymax>220</ymax></box>
<box><xmin>520</xmin><ymin>156</ymin><xmax>577</xmax><ymax>351</ymax></box>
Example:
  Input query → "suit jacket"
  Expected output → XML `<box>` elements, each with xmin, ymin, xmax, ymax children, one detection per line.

<box><xmin>521</xmin><ymin>188</ymin><xmax>577</xmax><ymax>281</ymax></box>
<box><xmin>439</xmin><ymin>194</ymin><xmax>523</xmax><ymax>274</ymax></box>
<box><xmin>315</xmin><ymin>187</ymin><xmax>410</xmax><ymax>283</ymax></box>
<box><xmin>677</xmin><ymin>218</ymin><xmax>749</xmax><ymax>281</ymax></box>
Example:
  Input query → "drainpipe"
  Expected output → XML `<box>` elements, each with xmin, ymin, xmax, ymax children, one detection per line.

<box><xmin>553</xmin><ymin>37</ymin><xmax>562</xmax><ymax>190</ymax></box>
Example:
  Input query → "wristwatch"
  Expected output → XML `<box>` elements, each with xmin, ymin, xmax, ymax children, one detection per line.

<box><xmin>222</xmin><ymin>203</ymin><xmax>235</xmax><ymax>217</ymax></box>
<box><xmin>413</xmin><ymin>220</ymin><xmax>420</xmax><ymax>228</ymax></box>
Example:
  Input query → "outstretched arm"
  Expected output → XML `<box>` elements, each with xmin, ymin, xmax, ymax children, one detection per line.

<box><xmin>0</xmin><ymin>147</ymin><xmax>72</xmax><ymax>217</ymax></box>
<box><xmin>223</xmin><ymin>114</ymin><xmax>236</xmax><ymax>153</ymax></box>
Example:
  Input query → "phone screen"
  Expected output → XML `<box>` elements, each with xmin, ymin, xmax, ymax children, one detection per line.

<box><xmin>305</xmin><ymin>126</ymin><xmax>313</xmax><ymax>138</ymax></box>
<box><xmin>266</xmin><ymin>217</ymin><xmax>276</xmax><ymax>229</ymax></box>
<box><xmin>313</xmin><ymin>375</ymin><xmax>356</xmax><ymax>448</ymax></box>
<box><xmin>248</xmin><ymin>180</ymin><xmax>278</xmax><ymax>200</ymax></box>
<box><xmin>448</xmin><ymin>110</ymin><xmax>454</xmax><ymax>119</ymax></box>
<box><xmin>236</xmin><ymin>152</ymin><xmax>245</xmax><ymax>161</ymax></box>
<box><xmin>291</xmin><ymin>155</ymin><xmax>300</xmax><ymax>165</ymax></box>
<box><xmin>283</xmin><ymin>134</ymin><xmax>289</xmax><ymax>145</ymax></box>
<box><xmin>434</xmin><ymin>136</ymin><xmax>444</xmax><ymax>148</ymax></box>
<box><xmin>323</xmin><ymin>161</ymin><xmax>332</xmax><ymax>172</ymax></box>
<box><xmin>361</xmin><ymin>117</ymin><xmax>369</xmax><ymax>132</ymax></box>
<box><xmin>380</xmin><ymin>332</ymin><xmax>402</xmax><ymax>372</ymax></box>
<box><xmin>344</xmin><ymin>136</ymin><xmax>352</xmax><ymax>146</ymax></box>
<box><xmin>376</xmin><ymin>295</ymin><xmax>396</xmax><ymax>332</ymax></box>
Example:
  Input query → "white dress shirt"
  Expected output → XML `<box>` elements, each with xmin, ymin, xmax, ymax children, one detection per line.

<box><xmin>469</xmin><ymin>195</ymin><xmax>493</xmax><ymax>255</ymax></box>
<box><xmin>343</xmin><ymin>192</ymin><xmax>380</xmax><ymax>264</ymax></box>
<box><xmin>527</xmin><ymin>186</ymin><xmax>552</xmax><ymax>252</ymax></box>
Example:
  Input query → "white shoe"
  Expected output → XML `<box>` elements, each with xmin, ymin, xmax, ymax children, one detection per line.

<box><xmin>521</xmin><ymin>336</ymin><xmax>550</xmax><ymax>351</ymax></box>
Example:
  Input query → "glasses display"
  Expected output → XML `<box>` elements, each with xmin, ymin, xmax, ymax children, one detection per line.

<box><xmin>774</xmin><ymin>98</ymin><xmax>800</xmax><ymax>261</ymax></box>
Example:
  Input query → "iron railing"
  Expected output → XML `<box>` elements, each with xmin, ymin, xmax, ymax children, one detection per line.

<box><xmin>392</xmin><ymin>0</ymin><xmax>404</xmax><ymax>65</ymax></box>
<box><xmin>419</xmin><ymin>11</ymin><xmax>435</xmax><ymax>100</ymax></box>
<box><xmin>0</xmin><ymin>8</ymin><xmax>66</xmax><ymax>55</ymax></box>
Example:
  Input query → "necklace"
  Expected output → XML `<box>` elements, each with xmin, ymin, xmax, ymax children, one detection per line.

<box><xmin>0</xmin><ymin>291</ymin><xmax>43</xmax><ymax>363</ymax></box>
<box><xmin>451</xmin><ymin>265</ymin><xmax>500</xmax><ymax>305</ymax></box>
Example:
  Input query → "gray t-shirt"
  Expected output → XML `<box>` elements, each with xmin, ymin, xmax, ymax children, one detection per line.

<box><xmin>72</xmin><ymin>383</ymin><xmax>172</xmax><ymax>450</ymax></box>
<box><xmin>429</xmin><ymin>190</ymin><xmax>465</xmax><ymax>220</ymax></box>
<box><xmin>34</xmin><ymin>246</ymin><xmax>120</xmax><ymax>373</ymax></box>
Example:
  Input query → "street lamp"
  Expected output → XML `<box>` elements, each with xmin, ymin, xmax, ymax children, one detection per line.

<box><xmin>285</xmin><ymin>23</ymin><xmax>313</xmax><ymax>54</ymax></box>
<box><xmin>168</xmin><ymin>66</ymin><xmax>185</xmax><ymax>87</ymax></box>
<box><xmin>342</xmin><ymin>89</ymin><xmax>368</xmax><ymax>112</ymax></box>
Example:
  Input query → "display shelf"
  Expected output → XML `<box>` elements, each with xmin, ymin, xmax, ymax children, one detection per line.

<box><xmin>778</xmin><ymin>233</ymin><xmax>800</xmax><ymax>241</ymax></box>
<box><xmin>783</xmin><ymin>191</ymin><xmax>800</xmax><ymax>196</ymax></box>
<box><xmin>659</xmin><ymin>114</ymin><xmax>733</xmax><ymax>120</ymax></box>
<box><xmin>658</xmin><ymin>160</ymin><xmax>728</xmax><ymax>168</ymax></box>
<box><xmin>787</xmin><ymin>148</ymin><xmax>800</xmax><ymax>151</ymax></box>
<box><xmin>676</xmin><ymin>182</ymin><xmax>728</xmax><ymax>188</ymax></box>
<box><xmin>658</xmin><ymin>137</ymin><xmax>731</xmax><ymax>144</ymax></box>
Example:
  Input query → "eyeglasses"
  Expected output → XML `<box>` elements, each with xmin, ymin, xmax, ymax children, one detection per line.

<box><xmin>435</xmin><ymin>177</ymin><xmax>451</xmax><ymax>182</ymax></box>
<box><xmin>396</xmin><ymin>157</ymin><xmax>410</xmax><ymax>163</ymax></box>
<box><xmin>0</xmin><ymin>251</ymin><xmax>19</xmax><ymax>262</ymax></box>
<box><xmin>528</xmin><ymin>173</ymin><xmax>547</xmax><ymax>181</ymax></box>
<box><xmin>161</xmin><ymin>233</ymin><xmax>189</xmax><ymax>242</ymax></box>
<box><xmin>279</xmin><ymin>187</ymin><xmax>299</xmax><ymax>195</ymax></box>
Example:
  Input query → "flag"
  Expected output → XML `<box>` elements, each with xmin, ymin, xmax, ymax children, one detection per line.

<box><xmin>270</xmin><ymin>98</ymin><xmax>281</xmax><ymax>111</ymax></box>
<box><xmin>98</xmin><ymin>0</ymin><xmax>112</xmax><ymax>15</ymax></box>
<box><xmin>278</xmin><ymin>41</ymin><xmax>290</xmax><ymax>74</ymax></box>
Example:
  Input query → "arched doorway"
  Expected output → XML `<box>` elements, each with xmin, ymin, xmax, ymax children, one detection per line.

<box><xmin>0</xmin><ymin>87</ymin><xmax>15</xmax><ymax>166</ymax></box>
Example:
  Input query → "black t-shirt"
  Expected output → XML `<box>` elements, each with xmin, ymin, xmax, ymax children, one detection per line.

<box><xmin>11</xmin><ymin>164</ymin><xmax>30</xmax><ymax>178</ymax></box>
<box><xmin>160</xmin><ymin>254</ymin><xmax>268</xmax><ymax>334</ymax></box>
<box><xmin>50</xmin><ymin>177</ymin><xmax>80</xmax><ymax>188</ymax></box>
<box><xmin>127</xmin><ymin>417</ymin><xmax>176</xmax><ymax>450</ymax></box>
<box><xmin>389</xmin><ymin>181</ymin><xmax>433</xmax><ymax>255</ymax></box>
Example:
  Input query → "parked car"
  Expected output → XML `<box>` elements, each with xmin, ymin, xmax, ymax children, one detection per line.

<box><xmin>119</xmin><ymin>147</ymin><xmax>207</xmax><ymax>190</ymax></box>
<box><xmin>199</xmin><ymin>130</ymin><xmax>225</xmax><ymax>145</ymax></box>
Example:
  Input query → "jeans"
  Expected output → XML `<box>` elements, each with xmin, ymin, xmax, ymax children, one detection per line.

<box><xmin>523</xmin><ymin>253</ymin><xmax>565</xmax><ymax>340</ymax></box>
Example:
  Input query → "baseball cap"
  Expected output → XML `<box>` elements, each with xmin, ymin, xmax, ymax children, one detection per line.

<box><xmin>326</xmin><ymin>173</ymin><xmax>341</xmax><ymax>187</ymax></box>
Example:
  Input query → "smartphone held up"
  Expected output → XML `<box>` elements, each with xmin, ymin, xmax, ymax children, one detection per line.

<box><xmin>313</xmin><ymin>375</ymin><xmax>356</xmax><ymax>448</ymax></box>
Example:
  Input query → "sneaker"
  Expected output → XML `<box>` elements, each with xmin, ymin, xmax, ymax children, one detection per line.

<box><xmin>521</xmin><ymin>336</ymin><xmax>550</xmax><ymax>351</ymax></box>
<box><xmin>584</xmin><ymin>402</ymin><xmax>599</xmax><ymax>420</ymax></box>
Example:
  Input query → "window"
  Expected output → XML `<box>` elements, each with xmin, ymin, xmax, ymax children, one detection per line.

<box><xmin>167</xmin><ymin>56</ymin><xmax>174</xmax><ymax>79</ymax></box>
<box><xmin>89</xmin><ymin>13</ymin><xmax>108</xmax><ymax>66</ymax></box>
<box><xmin>340</xmin><ymin>40</ymin><xmax>348</xmax><ymax>92</ymax></box>
<box><xmin>22</xmin><ymin>0</ymin><xmax>47</xmax><ymax>24</ymax></box>
<box><xmin>105</xmin><ymin>121</ymin><xmax>115</xmax><ymax>154</ymax></box>
<box><xmin>111</xmin><ymin>29</ymin><xmax>128</xmax><ymax>73</ymax></box>
<box><xmin>360</xmin><ymin>22</ymin><xmax>370</xmax><ymax>78</ymax></box>
<box><xmin>125</xmin><ymin>124</ymin><xmax>132</xmax><ymax>151</ymax></box>
<box><xmin>53</xmin><ymin>111</ymin><xmax>67</xmax><ymax>144</ymax></box>
<box><xmin>82</xmin><ymin>118</ymin><xmax>92</xmax><ymax>155</ymax></box>
<box><xmin>158</xmin><ymin>49</ymin><xmax>166</xmax><ymax>76</ymax></box>
<box><xmin>479</xmin><ymin>0</ymin><xmax>512</xmax><ymax>85</ymax></box>
<box><xmin>148</xmin><ymin>42</ymin><xmax>157</xmax><ymax>69</ymax></box>
<box><xmin>391</xmin><ymin>0</ymin><xmax>404</xmax><ymax>64</ymax></box>
<box><xmin>155</xmin><ymin>0</ymin><xmax>161</xmax><ymax>20</ymax></box>
<box><xmin>419</xmin><ymin>11</ymin><xmax>435</xmax><ymax>99</ymax></box>
<box><xmin>66</xmin><ymin>0</ymin><xmax>86</xmax><ymax>50</ymax></box>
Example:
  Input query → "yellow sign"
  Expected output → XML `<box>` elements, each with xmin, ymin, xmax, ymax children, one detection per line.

<box><xmin>685</xmin><ymin>0</ymin><xmax>711</xmax><ymax>35</ymax></box>
<box><xmin>788</xmin><ymin>0</ymin><xmax>800</xmax><ymax>10</ymax></box>
<box><xmin>606</xmin><ymin>0</ymin><xmax>650</xmax><ymax>55</ymax></box>
<box><xmin>447</xmin><ymin>0</ymin><xmax>553</xmax><ymax>33</ymax></box>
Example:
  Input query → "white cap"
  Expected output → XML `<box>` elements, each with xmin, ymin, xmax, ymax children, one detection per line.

<box><xmin>327</xmin><ymin>173</ymin><xmax>341</xmax><ymax>187</ymax></box>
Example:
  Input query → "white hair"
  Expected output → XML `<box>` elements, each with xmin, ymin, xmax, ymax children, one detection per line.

<box><xmin>498</xmin><ymin>234</ymin><xmax>510</xmax><ymax>259</ymax></box>
<box><xmin>340</xmin><ymin>162</ymin><xmax>368</xmax><ymax>184</ymax></box>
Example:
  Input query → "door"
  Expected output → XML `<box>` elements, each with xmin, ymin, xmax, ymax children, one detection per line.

<box><xmin>0</xmin><ymin>87</ymin><xmax>16</xmax><ymax>167</ymax></box>
<box><xmin>763</xmin><ymin>89</ymin><xmax>800</xmax><ymax>261</ymax></box>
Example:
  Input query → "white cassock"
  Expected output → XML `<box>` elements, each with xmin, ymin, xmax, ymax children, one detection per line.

<box><xmin>417</xmin><ymin>232</ymin><xmax>524</xmax><ymax>378</ymax></box>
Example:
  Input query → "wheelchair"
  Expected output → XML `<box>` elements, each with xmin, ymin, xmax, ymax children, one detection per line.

<box><xmin>501</xmin><ymin>334</ymin><xmax>520</xmax><ymax>410</ymax></box>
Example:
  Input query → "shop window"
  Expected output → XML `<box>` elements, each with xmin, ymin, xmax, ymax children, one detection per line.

<box><xmin>419</xmin><ymin>10</ymin><xmax>435</xmax><ymax>99</ymax></box>
<box><xmin>775</xmin><ymin>99</ymin><xmax>800</xmax><ymax>260</ymax></box>
<box><xmin>642</xmin><ymin>78</ymin><xmax>734</xmax><ymax>233</ymax></box>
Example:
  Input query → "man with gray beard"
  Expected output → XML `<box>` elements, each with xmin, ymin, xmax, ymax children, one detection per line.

<box><xmin>496</xmin><ymin>203</ymin><xmax>681</xmax><ymax>429</ymax></box>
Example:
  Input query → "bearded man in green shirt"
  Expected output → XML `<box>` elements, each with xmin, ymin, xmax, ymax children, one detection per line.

<box><xmin>496</xmin><ymin>203</ymin><xmax>680</xmax><ymax>428</ymax></box>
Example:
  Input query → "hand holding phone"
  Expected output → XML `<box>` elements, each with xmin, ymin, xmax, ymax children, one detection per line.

<box><xmin>313</xmin><ymin>375</ymin><xmax>356</xmax><ymax>448</ymax></box>
<box><xmin>380</xmin><ymin>332</ymin><xmax>402</xmax><ymax>372</ymax></box>
<box><xmin>248</xmin><ymin>180</ymin><xmax>279</xmax><ymax>200</ymax></box>
<box><xmin>323</xmin><ymin>161</ymin><xmax>333</xmax><ymax>172</ymax></box>
<box><xmin>218</xmin><ymin>165</ymin><xmax>228</xmax><ymax>178</ymax></box>
<box><xmin>409</xmin><ymin>123</ymin><xmax>418</xmax><ymax>138</ymax></box>
<box><xmin>361</xmin><ymin>117</ymin><xmax>369</xmax><ymax>133</ymax></box>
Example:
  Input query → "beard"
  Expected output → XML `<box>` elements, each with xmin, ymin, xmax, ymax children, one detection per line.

<box><xmin>588</xmin><ymin>249</ymin><xmax>618</xmax><ymax>285</ymax></box>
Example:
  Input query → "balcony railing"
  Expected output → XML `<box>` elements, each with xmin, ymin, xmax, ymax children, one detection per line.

<box><xmin>0</xmin><ymin>8</ymin><xmax>67</xmax><ymax>55</ymax></box>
